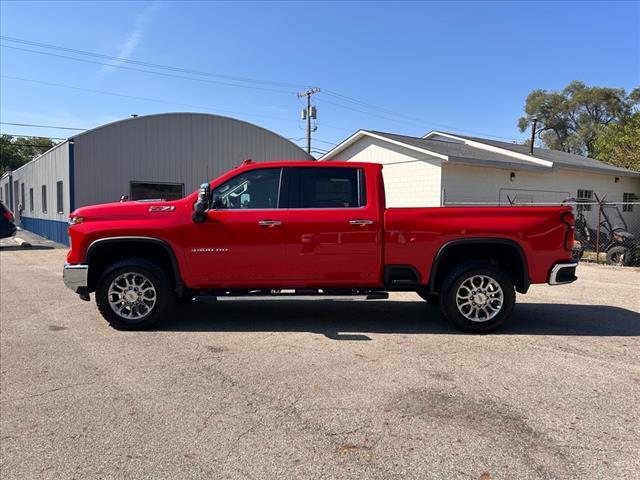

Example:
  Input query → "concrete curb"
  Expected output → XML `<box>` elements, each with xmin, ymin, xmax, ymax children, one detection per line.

<box><xmin>13</xmin><ymin>237</ymin><xmax>32</xmax><ymax>248</ymax></box>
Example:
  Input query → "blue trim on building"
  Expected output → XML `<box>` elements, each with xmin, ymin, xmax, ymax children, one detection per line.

<box><xmin>68</xmin><ymin>140</ymin><xmax>75</xmax><ymax>212</ymax></box>
<box><xmin>21</xmin><ymin>216</ymin><xmax>69</xmax><ymax>245</ymax></box>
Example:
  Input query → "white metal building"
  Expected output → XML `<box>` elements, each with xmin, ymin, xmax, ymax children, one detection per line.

<box><xmin>322</xmin><ymin>130</ymin><xmax>640</xmax><ymax>230</ymax></box>
<box><xmin>0</xmin><ymin>112</ymin><xmax>312</xmax><ymax>244</ymax></box>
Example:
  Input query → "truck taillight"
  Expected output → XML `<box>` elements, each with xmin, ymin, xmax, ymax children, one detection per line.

<box><xmin>2</xmin><ymin>211</ymin><xmax>13</xmax><ymax>221</ymax></box>
<box><xmin>560</xmin><ymin>211</ymin><xmax>575</xmax><ymax>251</ymax></box>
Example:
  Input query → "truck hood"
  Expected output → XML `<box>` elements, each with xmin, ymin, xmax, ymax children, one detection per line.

<box><xmin>71</xmin><ymin>199</ymin><xmax>184</xmax><ymax>221</ymax></box>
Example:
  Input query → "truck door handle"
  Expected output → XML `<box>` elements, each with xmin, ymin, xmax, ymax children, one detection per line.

<box><xmin>258</xmin><ymin>220</ymin><xmax>282</xmax><ymax>227</ymax></box>
<box><xmin>349</xmin><ymin>219</ymin><xmax>374</xmax><ymax>225</ymax></box>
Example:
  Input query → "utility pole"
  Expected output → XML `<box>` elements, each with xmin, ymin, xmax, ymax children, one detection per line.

<box><xmin>297</xmin><ymin>88</ymin><xmax>320</xmax><ymax>155</ymax></box>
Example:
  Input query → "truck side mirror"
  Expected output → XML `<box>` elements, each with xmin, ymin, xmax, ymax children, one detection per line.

<box><xmin>192</xmin><ymin>183</ymin><xmax>210</xmax><ymax>223</ymax></box>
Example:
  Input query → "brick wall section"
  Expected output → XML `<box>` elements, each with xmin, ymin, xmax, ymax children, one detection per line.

<box><xmin>332</xmin><ymin>136</ymin><xmax>442</xmax><ymax>207</ymax></box>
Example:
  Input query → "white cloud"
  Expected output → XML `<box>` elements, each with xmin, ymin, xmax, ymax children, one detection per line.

<box><xmin>101</xmin><ymin>1</ymin><xmax>160</xmax><ymax>74</ymax></box>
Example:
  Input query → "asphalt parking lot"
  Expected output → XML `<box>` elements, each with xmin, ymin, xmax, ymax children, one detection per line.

<box><xmin>1</xmin><ymin>241</ymin><xmax>639</xmax><ymax>480</ymax></box>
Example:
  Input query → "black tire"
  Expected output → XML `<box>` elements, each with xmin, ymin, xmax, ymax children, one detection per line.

<box><xmin>605</xmin><ymin>246</ymin><xmax>631</xmax><ymax>266</ymax></box>
<box><xmin>95</xmin><ymin>257</ymin><xmax>174</xmax><ymax>330</ymax></box>
<box><xmin>415</xmin><ymin>287</ymin><xmax>435</xmax><ymax>303</ymax></box>
<box><xmin>571</xmin><ymin>247</ymin><xmax>584</xmax><ymax>262</ymax></box>
<box><xmin>438</xmin><ymin>261</ymin><xmax>515</xmax><ymax>333</ymax></box>
<box><xmin>176</xmin><ymin>289</ymin><xmax>198</xmax><ymax>304</ymax></box>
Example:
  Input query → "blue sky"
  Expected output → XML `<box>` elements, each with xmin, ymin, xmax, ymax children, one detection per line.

<box><xmin>1</xmin><ymin>0</ymin><xmax>639</xmax><ymax>156</ymax></box>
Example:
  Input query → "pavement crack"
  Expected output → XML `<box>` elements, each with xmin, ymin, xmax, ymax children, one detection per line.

<box><xmin>1</xmin><ymin>381</ymin><xmax>95</xmax><ymax>403</ymax></box>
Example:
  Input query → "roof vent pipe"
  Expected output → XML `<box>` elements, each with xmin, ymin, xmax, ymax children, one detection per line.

<box><xmin>529</xmin><ymin>118</ymin><xmax>537</xmax><ymax>155</ymax></box>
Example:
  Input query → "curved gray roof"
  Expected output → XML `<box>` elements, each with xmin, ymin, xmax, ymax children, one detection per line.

<box><xmin>70</xmin><ymin>112</ymin><xmax>311</xmax><ymax>158</ymax></box>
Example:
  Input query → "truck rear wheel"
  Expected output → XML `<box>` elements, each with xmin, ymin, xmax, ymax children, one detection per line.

<box><xmin>95</xmin><ymin>258</ymin><xmax>174</xmax><ymax>330</ymax></box>
<box><xmin>415</xmin><ymin>287</ymin><xmax>436</xmax><ymax>303</ymax></box>
<box><xmin>438</xmin><ymin>261</ymin><xmax>515</xmax><ymax>333</ymax></box>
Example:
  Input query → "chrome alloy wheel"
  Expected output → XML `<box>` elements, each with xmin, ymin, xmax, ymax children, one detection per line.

<box><xmin>108</xmin><ymin>272</ymin><xmax>157</xmax><ymax>320</ymax></box>
<box><xmin>455</xmin><ymin>275</ymin><xmax>504</xmax><ymax>322</ymax></box>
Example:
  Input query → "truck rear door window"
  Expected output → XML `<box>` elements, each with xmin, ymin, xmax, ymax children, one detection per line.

<box><xmin>292</xmin><ymin>167</ymin><xmax>364</xmax><ymax>208</ymax></box>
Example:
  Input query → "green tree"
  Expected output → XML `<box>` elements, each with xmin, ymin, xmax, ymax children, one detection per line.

<box><xmin>0</xmin><ymin>135</ymin><xmax>57</xmax><ymax>173</ymax></box>
<box><xmin>518</xmin><ymin>81</ymin><xmax>640</xmax><ymax>157</ymax></box>
<box><xmin>592</xmin><ymin>112</ymin><xmax>640</xmax><ymax>172</ymax></box>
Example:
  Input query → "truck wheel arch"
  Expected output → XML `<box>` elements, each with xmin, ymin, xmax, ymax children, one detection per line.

<box><xmin>428</xmin><ymin>238</ymin><xmax>530</xmax><ymax>295</ymax></box>
<box><xmin>86</xmin><ymin>236</ymin><xmax>185</xmax><ymax>295</ymax></box>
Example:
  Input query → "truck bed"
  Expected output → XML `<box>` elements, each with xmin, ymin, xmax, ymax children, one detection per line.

<box><xmin>384</xmin><ymin>206</ymin><xmax>573</xmax><ymax>286</ymax></box>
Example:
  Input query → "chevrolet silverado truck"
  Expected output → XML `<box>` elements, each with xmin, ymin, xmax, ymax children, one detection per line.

<box><xmin>63</xmin><ymin>160</ymin><xmax>577</xmax><ymax>332</ymax></box>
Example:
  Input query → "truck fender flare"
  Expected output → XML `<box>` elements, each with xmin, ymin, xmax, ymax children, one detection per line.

<box><xmin>86</xmin><ymin>236</ymin><xmax>184</xmax><ymax>294</ymax></box>
<box><xmin>428</xmin><ymin>237</ymin><xmax>530</xmax><ymax>294</ymax></box>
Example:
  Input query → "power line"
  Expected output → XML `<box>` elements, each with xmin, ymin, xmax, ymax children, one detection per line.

<box><xmin>1</xmin><ymin>75</ymin><xmax>353</xmax><ymax>133</ymax></box>
<box><xmin>1</xmin><ymin>122</ymin><xmax>86</xmax><ymax>131</ymax></box>
<box><xmin>1</xmin><ymin>35</ymin><xmax>311</xmax><ymax>90</ymax></box>
<box><xmin>1</xmin><ymin>75</ymin><xmax>292</xmax><ymax>122</ymax></box>
<box><xmin>320</xmin><ymin>97</ymin><xmax>430</xmax><ymax>129</ymax></box>
<box><xmin>1</xmin><ymin>44</ymin><xmax>297</xmax><ymax>95</ymax></box>
<box><xmin>0</xmin><ymin>132</ymin><xmax>67</xmax><ymax>140</ymax></box>
<box><xmin>322</xmin><ymin>90</ymin><xmax>520</xmax><ymax>141</ymax></box>
<box><xmin>323</xmin><ymin>90</ymin><xmax>450</xmax><ymax>125</ymax></box>
<box><xmin>321</xmin><ymin>93</ymin><xmax>520</xmax><ymax>142</ymax></box>
<box><xmin>3</xmin><ymin>35</ymin><xmax>450</xmax><ymax>132</ymax></box>
<box><xmin>287</xmin><ymin>137</ymin><xmax>337</xmax><ymax>146</ymax></box>
<box><xmin>1</xmin><ymin>36</ymin><xmax>522</xmax><ymax>142</ymax></box>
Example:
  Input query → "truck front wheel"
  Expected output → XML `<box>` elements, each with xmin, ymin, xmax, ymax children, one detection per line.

<box><xmin>95</xmin><ymin>258</ymin><xmax>174</xmax><ymax>330</ymax></box>
<box><xmin>438</xmin><ymin>261</ymin><xmax>515</xmax><ymax>333</ymax></box>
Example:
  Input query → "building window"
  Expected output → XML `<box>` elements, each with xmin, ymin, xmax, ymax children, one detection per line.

<box><xmin>56</xmin><ymin>181</ymin><xmax>64</xmax><ymax>213</ymax></box>
<box><xmin>577</xmin><ymin>189</ymin><xmax>593</xmax><ymax>212</ymax></box>
<box><xmin>623</xmin><ymin>192</ymin><xmax>637</xmax><ymax>212</ymax></box>
<box><xmin>29</xmin><ymin>188</ymin><xmax>34</xmax><ymax>212</ymax></box>
<box><xmin>42</xmin><ymin>185</ymin><xmax>47</xmax><ymax>213</ymax></box>
<box><xmin>21</xmin><ymin>183</ymin><xmax>25</xmax><ymax>210</ymax></box>
<box><xmin>130</xmin><ymin>181</ymin><xmax>184</xmax><ymax>201</ymax></box>
<box><xmin>4</xmin><ymin>185</ymin><xmax>8</xmax><ymax>206</ymax></box>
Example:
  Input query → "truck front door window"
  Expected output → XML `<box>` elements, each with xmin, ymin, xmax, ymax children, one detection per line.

<box><xmin>212</xmin><ymin>168</ymin><xmax>282</xmax><ymax>209</ymax></box>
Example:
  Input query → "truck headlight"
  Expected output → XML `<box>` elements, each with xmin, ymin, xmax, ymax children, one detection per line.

<box><xmin>69</xmin><ymin>216</ymin><xmax>84</xmax><ymax>225</ymax></box>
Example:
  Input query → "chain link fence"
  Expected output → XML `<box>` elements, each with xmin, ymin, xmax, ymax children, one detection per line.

<box><xmin>443</xmin><ymin>193</ymin><xmax>640</xmax><ymax>267</ymax></box>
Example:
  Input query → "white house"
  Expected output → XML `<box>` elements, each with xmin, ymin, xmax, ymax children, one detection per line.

<box><xmin>321</xmin><ymin>130</ymin><xmax>640</xmax><ymax>230</ymax></box>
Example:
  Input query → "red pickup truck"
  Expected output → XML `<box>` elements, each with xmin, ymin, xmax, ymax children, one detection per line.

<box><xmin>64</xmin><ymin>161</ymin><xmax>577</xmax><ymax>332</ymax></box>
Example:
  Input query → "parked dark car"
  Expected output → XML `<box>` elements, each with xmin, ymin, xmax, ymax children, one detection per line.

<box><xmin>0</xmin><ymin>201</ymin><xmax>17</xmax><ymax>239</ymax></box>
